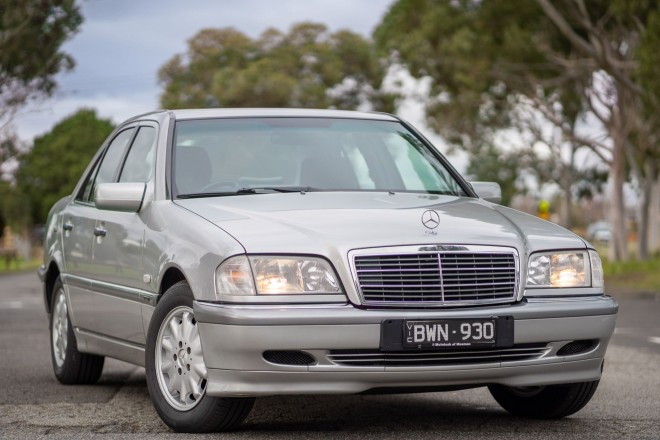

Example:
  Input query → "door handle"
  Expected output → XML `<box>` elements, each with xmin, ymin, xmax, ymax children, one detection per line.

<box><xmin>63</xmin><ymin>221</ymin><xmax>74</xmax><ymax>232</ymax></box>
<box><xmin>93</xmin><ymin>226</ymin><xmax>107</xmax><ymax>237</ymax></box>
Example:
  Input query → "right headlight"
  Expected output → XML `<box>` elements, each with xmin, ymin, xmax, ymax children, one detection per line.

<box><xmin>526</xmin><ymin>249</ymin><xmax>604</xmax><ymax>289</ymax></box>
<box><xmin>215</xmin><ymin>255</ymin><xmax>342</xmax><ymax>299</ymax></box>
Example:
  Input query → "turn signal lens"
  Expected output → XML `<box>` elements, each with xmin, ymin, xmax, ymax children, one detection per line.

<box><xmin>216</xmin><ymin>255</ymin><xmax>255</xmax><ymax>296</ymax></box>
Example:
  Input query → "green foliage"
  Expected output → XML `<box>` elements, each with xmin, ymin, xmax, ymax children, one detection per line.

<box><xmin>374</xmin><ymin>0</ymin><xmax>552</xmax><ymax>143</ymax></box>
<box><xmin>159</xmin><ymin>22</ymin><xmax>396</xmax><ymax>111</ymax></box>
<box><xmin>466</xmin><ymin>143</ymin><xmax>523</xmax><ymax>207</ymax></box>
<box><xmin>375</xmin><ymin>1</ymin><xmax>660</xmax><ymax>216</ymax></box>
<box><xmin>16</xmin><ymin>109</ymin><xmax>114</xmax><ymax>224</ymax></box>
<box><xmin>0</xmin><ymin>0</ymin><xmax>82</xmax><ymax>115</ymax></box>
<box><xmin>0</xmin><ymin>181</ymin><xmax>30</xmax><ymax>230</ymax></box>
<box><xmin>602</xmin><ymin>253</ymin><xmax>660</xmax><ymax>294</ymax></box>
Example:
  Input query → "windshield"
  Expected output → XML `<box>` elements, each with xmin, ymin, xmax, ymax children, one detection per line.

<box><xmin>172</xmin><ymin>117</ymin><xmax>468</xmax><ymax>198</ymax></box>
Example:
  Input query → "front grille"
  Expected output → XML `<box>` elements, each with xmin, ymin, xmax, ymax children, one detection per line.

<box><xmin>328</xmin><ymin>344</ymin><xmax>549</xmax><ymax>367</ymax></box>
<box><xmin>353</xmin><ymin>248</ymin><xmax>517</xmax><ymax>306</ymax></box>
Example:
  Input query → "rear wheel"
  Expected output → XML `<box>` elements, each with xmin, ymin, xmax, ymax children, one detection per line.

<box><xmin>488</xmin><ymin>381</ymin><xmax>600</xmax><ymax>419</ymax></box>
<box><xmin>50</xmin><ymin>277</ymin><xmax>104</xmax><ymax>384</ymax></box>
<box><xmin>145</xmin><ymin>281</ymin><xmax>254</xmax><ymax>432</ymax></box>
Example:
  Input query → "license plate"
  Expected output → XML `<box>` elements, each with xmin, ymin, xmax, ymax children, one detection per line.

<box><xmin>403</xmin><ymin>318</ymin><xmax>496</xmax><ymax>349</ymax></box>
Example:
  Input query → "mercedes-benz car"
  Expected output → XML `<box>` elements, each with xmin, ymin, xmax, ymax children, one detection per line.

<box><xmin>39</xmin><ymin>108</ymin><xmax>618</xmax><ymax>432</ymax></box>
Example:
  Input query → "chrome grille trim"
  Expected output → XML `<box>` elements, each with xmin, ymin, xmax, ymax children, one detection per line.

<box><xmin>349</xmin><ymin>245</ymin><xmax>519</xmax><ymax>307</ymax></box>
<box><xmin>327</xmin><ymin>344</ymin><xmax>550</xmax><ymax>367</ymax></box>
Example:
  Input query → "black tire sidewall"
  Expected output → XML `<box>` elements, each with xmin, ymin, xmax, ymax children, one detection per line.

<box><xmin>489</xmin><ymin>381</ymin><xmax>600</xmax><ymax>419</ymax></box>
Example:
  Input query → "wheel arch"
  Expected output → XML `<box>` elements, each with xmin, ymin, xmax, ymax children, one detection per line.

<box><xmin>159</xmin><ymin>265</ymin><xmax>188</xmax><ymax>298</ymax></box>
<box><xmin>44</xmin><ymin>260</ymin><xmax>61</xmax><ymax>314</ymax></box>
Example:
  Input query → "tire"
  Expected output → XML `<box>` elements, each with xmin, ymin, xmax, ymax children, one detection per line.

<box><xmin>488</xmin><ymin>381</ymin><xmax>600</xmax><ymax>419</ymax></box>
<box><xmin>50</xmin><ymin>277</ymin><xmax>105</xmax><ymax>384</ymax></box>
<box><xmin>145</xmin><ymin>281</ymin><xmax>254</xmax><ymax>433</ymax></box>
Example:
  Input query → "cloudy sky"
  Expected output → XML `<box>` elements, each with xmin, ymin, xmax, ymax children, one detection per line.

<box><xmin>14</xmin><ymin>0</ymin><xmax>396</xmax><ymax>139</ymax></box>
<box><xmin>12</xmin><ymin>0</ymin><xmax>465</xmax><ymax>169</ymax></box>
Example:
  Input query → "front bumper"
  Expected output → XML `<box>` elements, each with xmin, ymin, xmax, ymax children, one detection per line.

<box><xmin>194</xmin><ymin>296</ymin><xmax>618</xmax><ymax>397</ymax></box>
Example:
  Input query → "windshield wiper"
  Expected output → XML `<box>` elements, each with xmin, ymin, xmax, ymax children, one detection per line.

<box><xmin>177</xmin><ymin>192</ymin><xmax>237</xmax><ymax>199</ymax></box>
<box><xmin>235</xmin><ymin>186</ymin><xmax>314</xmax><ymax>194</ymax></box>
<box><xmin>177</xmin><ymin>186</ymin><xmax>315</xmax><ymax>199</ymax></box>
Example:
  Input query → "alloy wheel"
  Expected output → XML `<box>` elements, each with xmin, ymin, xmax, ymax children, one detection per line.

<box><xmin>155</xmin><ymin>306</ymin><xmax>207</xmax><ymax>411</ymax></box>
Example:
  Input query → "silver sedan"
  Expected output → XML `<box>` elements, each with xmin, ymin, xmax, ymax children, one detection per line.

<box><xmin>39</xmin><ymin>108</ymin><xmax>617</xmax><ymax>432</ymax></box>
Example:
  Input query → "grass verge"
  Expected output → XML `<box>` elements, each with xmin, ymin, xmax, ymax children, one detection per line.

<box><xmin>603</xmin><ymin>255</ymin><xmax>660</xmax><ymax>295</ymax></box>
<box><xmin>0</xmin><ymin>258</ymin><xmax>42</xmax><ymax>275</ymax></box>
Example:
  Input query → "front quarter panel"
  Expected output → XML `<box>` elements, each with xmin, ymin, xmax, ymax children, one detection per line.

<box><xmin>142</xmin><ymin>200</ymin><xmax>245</xmax><ymax>302</ymax></box>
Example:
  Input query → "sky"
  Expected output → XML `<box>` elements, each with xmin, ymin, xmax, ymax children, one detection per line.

<box><xmin>11</xmin><ymin>0</ymin><xmax>466</xmax><ymax>172</ymax></box>
<box><xmin>13</xmin><ymin>1</ymin><xmax>395</xmax><ymax>133</ymax></box>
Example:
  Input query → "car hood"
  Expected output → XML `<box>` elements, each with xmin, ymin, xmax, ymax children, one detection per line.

<box><xmin>174</xmin><ymin>192</ymin><xmax>585</xmax><ymax>256</ymax></box>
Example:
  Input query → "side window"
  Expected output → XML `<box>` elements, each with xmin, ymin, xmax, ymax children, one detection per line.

<box><xmin>119</xmin><ymin>126</ymin><xmax>156</xmax><ymax>183</ymax></box>
<box><xmin>77</xmin><ymin>158</ymin><xmax>101</xmax><ymax>202</ymax></box>
<box><xmin>87</xmin><ymin>128</ymin><xmax>135</xmax><ymax>203</ymax></box>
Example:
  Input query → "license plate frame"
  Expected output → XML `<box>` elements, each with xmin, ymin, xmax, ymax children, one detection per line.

<box><xmin>380</xmin><ymin>316</ymin><xmax>514</xmax><ymax>351</ymax></box>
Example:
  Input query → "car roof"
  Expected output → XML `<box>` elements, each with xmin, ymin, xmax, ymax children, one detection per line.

<box><xmin>169</xmin><ymin>108</ymin><xmax>399</xmax><ymax>121</ymax></box>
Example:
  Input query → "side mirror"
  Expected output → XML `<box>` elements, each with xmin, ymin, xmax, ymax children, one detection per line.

<box><xmin>95</xmin><ymin>182</ymin><xmax>146</xmax><ymax>212</ymax></box>
<box><xmin>469</xmin><ymin>181</ymin><xmax>502</xmax><ymax>204</ymax></box>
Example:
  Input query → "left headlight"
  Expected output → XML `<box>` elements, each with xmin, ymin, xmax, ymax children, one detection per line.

<box><xmin>526</xmin><ymin>250</ymin><xmax>604</xmax><ymax>288</ymax></box>
<box><xmin>216</xmin><ymin>255</ymin><xmax>341</xmax><ymax>297</ymax></box>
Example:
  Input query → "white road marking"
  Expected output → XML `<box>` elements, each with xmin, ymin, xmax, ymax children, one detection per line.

<box><xmin>0</xmin><ymin>297</ymin><xmax>41</xmax><ymax>309</ymax></box>
<box><xmin>2</xmin><ymin>301</ymin><xmax>25</xmax><ymax>309</ymax></box>
<box><xmin>648</xmin><ymin>337</ymin><xmax>660</xmax><ymax>345</ymax></box>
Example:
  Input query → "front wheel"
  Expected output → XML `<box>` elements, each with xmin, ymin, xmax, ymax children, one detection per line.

<box><xmin>145</xmin><ymin>281</ymin><xmax>254</xmax><ymax>432</ymax></box>
<box><xmin>488</xmin><ymin>381</ymin><xmax>600</xmax><ymax>419</ymax></box>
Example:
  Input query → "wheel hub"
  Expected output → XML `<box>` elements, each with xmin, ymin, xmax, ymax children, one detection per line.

<box><xmin>51</xmin><ymin>289</ymin><xmax>68</xmax><ymax>367</ymax></box>
<box><xmin>155</xmin><ymin>306</ymin><xmax>207</xmax><ymax>411</ymax></box>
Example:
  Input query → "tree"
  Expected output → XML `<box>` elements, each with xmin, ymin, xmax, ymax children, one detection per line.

<box><xmin>1</xmin><ymin>0</ymin><xmax>82</xmax><ymax>225</ymax></box>
<box><xmin>375</xmin><ymin>0</ymin><xmax>660</xmax><ymax>260</ymax></box>
<box><xmin>465</xmin><ymin>143</ymin><xmax>526</xmax><ymax>207</ymax></box>
<box><xmin>159</xmin><ymin>22</ymin><xmax>396</xmax><ymax>112</ymax></box>
<box><xmin>0</xmin><ymin>0</ymin><xmax>82</xmax><ymax>130</ymax></box>
<box><xmin>374</xmin><ymin>0</ymin><xmax>591</xmax><ymax>226</ymax></box>
<box><xmin>534</xmin><ymin>0</ymin><xmax>660</xmax><ymax>260</ymax></box>
<box><xmin>16</xmin><ymin>109</ymin><xmax>114</xmax><ymax>224</ymax></box>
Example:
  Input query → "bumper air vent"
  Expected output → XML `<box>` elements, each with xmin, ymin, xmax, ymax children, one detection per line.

<box><xmin>556</xmin><ymin>340</ymin><xmax>596</xmax><ymax>356</ymax></box>
<box><xmin>263</xmin><ymin>350</ymin><xmax>316</xmax><ymax>366</ymax></box>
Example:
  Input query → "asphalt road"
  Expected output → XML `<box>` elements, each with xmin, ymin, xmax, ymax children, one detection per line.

<box><xmin>0</xmin><ymin>271</ymin><xmax>658</xmax><ymax>439</ymax></box>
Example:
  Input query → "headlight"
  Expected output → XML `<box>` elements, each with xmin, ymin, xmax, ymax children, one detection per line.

<box><xmin>527</xmin><ymin>250</ymin><xmax>592</xmax><ymax>288</ymax></box>
<box><xmin>216</xmin><ymin>255</ymin><xmax>341</xmax><ymax>296</ymax></box>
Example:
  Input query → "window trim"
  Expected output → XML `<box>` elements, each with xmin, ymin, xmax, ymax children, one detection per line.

<box><xmin>117</xmin><ymin>121</ymin><xmax>159</xmax><ymax>184</ymax></box>
<box><xmin>73</xmin><ymin>124</ymin><xmax>138</xmax><ymax>206</ymax></box>
<box><xmin>167</xmin><ymin>116</ymin><xmax>476</xmax><ymax>199</ymax></box>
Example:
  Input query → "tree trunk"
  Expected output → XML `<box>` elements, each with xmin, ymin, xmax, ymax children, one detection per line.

<box><xmin>637</xmin><ymin>166</ymin><xmax>652</xmax><ymax>260</ymax></box>
<box><xmin>559</xmin><ymin>148</ymin><xmax>576</xmax><ymax>230</ymax></box>
<box><xmin>648</xmin><ymin>176</ymin><xmax>660</xmax><ymax>255</ymax></box>
<box><xmin>639</xmin><ymin>167</ymin><xmax>660</xmax><ymax>259</ymax></box>
<box><xmin>561</xmin><ymin>182</ymin><xmax>572</xmax><ymax>230</ymax></box>
<box><xmin>608</xmin><ymin>128</ymin><xmax>628</xmax><ymax>261</ymax></box>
